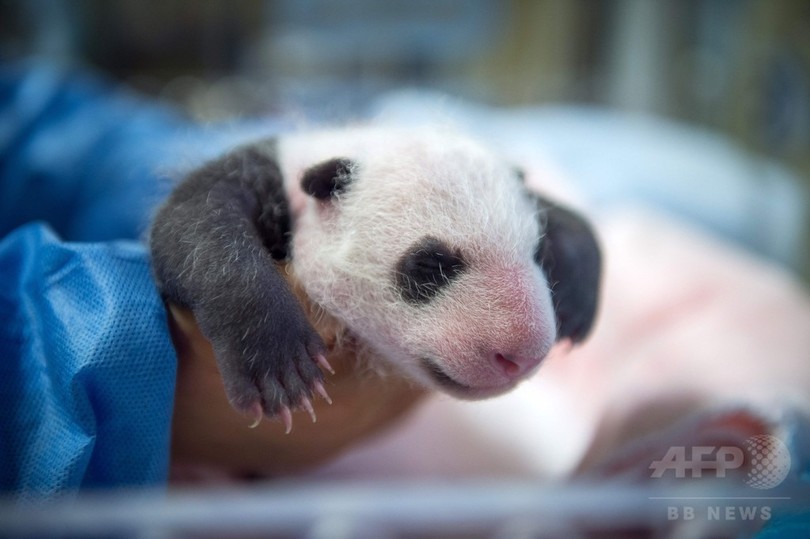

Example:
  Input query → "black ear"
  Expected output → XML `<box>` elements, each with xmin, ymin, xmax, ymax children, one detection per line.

<box><xmin>301</xmin><ymin>158</ymin><xmax>355</xmax><ymax>199</ymax></box>
<box><xmin>533</xmin><ymin>195</ymin><xmax>601</xmax><ymax>343</ymax></box>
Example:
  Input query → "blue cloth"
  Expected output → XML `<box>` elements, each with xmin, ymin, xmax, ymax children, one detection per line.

<box><xmin>0</xmin><ymin>63</ymin><xmax>289</xmax><ymax>497</ymax></box>
<box><xmin>0</xmin><ymin>223</ymin><xmax>176</xmax><ymax>497</ymax></box>
<box><xmin>0</xmin><ymin>63</ymin><xmax>186</xmax><ymax>242</ymax></box>
<box><xmin>0</xmin><ymin>63</ymin><xmax>292</xmax><ymax>244</ymax></box>
<box><xmin>0</xmin><ymin>63</ymin><xmax>192</xmax><ymax>496</ymax></box>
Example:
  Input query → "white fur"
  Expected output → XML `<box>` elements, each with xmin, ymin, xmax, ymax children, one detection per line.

<box><xmin>276</xmin><ymin>126</ymin><xmax>556</xmax><ymax>397</ymax></box>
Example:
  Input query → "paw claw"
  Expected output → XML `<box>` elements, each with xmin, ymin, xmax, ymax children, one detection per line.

<box><xmin>300</xmin><ymin>396</ymin><xmax>317</xmax><ymax>423</ymax></box>
<box><xmin>247</xmin><ymin>402</ymin><xmax>263</xmax><ymax>429</ymax></box>
<box><xmin>280</xmin><ymin>405</ymin><xmax>293</xmax><ymax>434</ymax></box>
<box><xmin>316</xmin><ymin>354</ymin><xmax>335</xmax><ymax>375</ymax></box>
<box><xmin>314</xmin><ymin>381</ymin><xmax>333</xmax><ymax>405</ymax></box>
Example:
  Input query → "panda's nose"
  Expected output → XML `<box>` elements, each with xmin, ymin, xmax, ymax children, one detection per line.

<box><xmin>491</xmin><ymin>352</ymin><xmax>540</xmax><ymax>378</ymax></box>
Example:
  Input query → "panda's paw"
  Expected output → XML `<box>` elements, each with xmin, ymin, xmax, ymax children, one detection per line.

<box><xmin>242</xmin><ymin>375</ymin><xmax>333</xmax><ymax>431</ymax></box>
<box><xmin>216</xmin><ymin>327</ymin><xmax>333</xmax><ymax>433</ymax></box>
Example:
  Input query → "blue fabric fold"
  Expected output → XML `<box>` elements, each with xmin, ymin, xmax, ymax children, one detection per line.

<box><xmin>0</xmin><ymin>63</ymin><xmax>189</xmax><ymax>497</ymax></box>
<box><xmin>0</xmin><ymin>223</ymin><xmax>177</xmax><ymax>497</ymax></box>
<box><xmin>0</xmin><ymin>62</ymin><xmax>287</xmax><ymax>497</ymax></box>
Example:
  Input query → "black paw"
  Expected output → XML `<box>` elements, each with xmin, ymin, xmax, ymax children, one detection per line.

<box><xmin>207</xmin><ymin>309</ymin><xmax>334</xmax><ymax>433</ymax></box>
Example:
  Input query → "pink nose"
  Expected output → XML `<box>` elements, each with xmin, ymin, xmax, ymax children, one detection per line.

<box><xmin>492</xmin><ymin>352</ymin><xmax>541</xmax><ymax>379</ymax></box>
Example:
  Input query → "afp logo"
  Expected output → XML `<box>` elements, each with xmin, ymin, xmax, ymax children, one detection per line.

<box><xmin>649</xmin><ymin>435</ymin><xmax>791</xmax><ymax>489</ymax></box>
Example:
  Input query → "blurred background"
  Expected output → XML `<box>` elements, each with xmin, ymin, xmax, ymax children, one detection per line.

<box><xmin>1</xmin><ymin>0</ymin><xmax>809</xmax><ymax>277</ymax></box>
<box><xmin>3</xmin><ymin>0</ymin><xmax>808</xmax><ymax>158</ymax></box>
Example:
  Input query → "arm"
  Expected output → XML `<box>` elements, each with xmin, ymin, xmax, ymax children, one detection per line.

<box><xmin>150</xmin><ymin>145</ymin><xmax>327</xmax><ymax>427</ymax></box>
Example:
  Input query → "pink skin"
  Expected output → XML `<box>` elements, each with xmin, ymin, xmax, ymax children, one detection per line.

<box><xmin>385</xmin><ymin>263</ymin><xmax>557</xmax><ymax>398</ymax></box>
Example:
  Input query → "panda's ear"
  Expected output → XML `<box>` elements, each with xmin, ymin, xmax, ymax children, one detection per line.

<box><xmin>533</xmin><ymin>195</ymin><xmax>602</xmax><ymax>343</ymax></box>
<box><xmin>301</xmin><ymin>158</ymin><xmax>355</xmax><ymax>199</ymax></box>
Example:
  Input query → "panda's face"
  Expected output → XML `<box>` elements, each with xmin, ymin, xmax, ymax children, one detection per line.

<box><xmin>288</xmin><ymin>128</ymin><xmax>558</xmax><ymax>398</ymax></box>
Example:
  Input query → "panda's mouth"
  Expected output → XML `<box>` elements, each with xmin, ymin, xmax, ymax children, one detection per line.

<box><xmin>419</xmin><ymin>357</ymin><xmax>515</xmax><ymax>398</ymax></box>
<box><xmin>419</xmin><ymin>358</ymin><xmax>471</xmax><ymax>393</ymax></box>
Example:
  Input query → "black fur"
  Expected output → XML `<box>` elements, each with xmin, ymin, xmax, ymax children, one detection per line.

<box><xmin>150</xmin><ymin>144</ymin><xmax>325</xmax><ymax>415</ymax></box>
<box><xmin>533</xmin><ymin>196</ymin><xmax>601</xmax><ymax>343</ymax></box>
<box><xmin>301</xmin><ymin>158</ymin><xmax>355</xmax><ymax>199</ymax></box>
<box><xmin>396</xmin><ymin>236</ymin><xmax>467</xmax><ymax>304</ymax></box>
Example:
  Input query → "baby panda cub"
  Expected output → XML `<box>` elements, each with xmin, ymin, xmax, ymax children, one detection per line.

<box><xmin>150</xmin><ymin>126</ymin><xmax>601</xmax><ymax>432</ymax></box>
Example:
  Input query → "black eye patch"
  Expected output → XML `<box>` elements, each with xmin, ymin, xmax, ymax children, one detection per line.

<box><xmin>396</xmin><ymin>237</ymin><xmax>466</xmax><ymax>304</ymax></box>
<box><xmin>301</xmin><ymin>157</ymin><xmax>354</xmax><ymax>199</ymax></box>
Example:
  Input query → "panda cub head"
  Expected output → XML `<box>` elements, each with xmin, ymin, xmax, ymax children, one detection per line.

<box><xmin>279</xmin><ymin>126</ymin><xmax>600</xmax><ymax>399</ymax></box>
